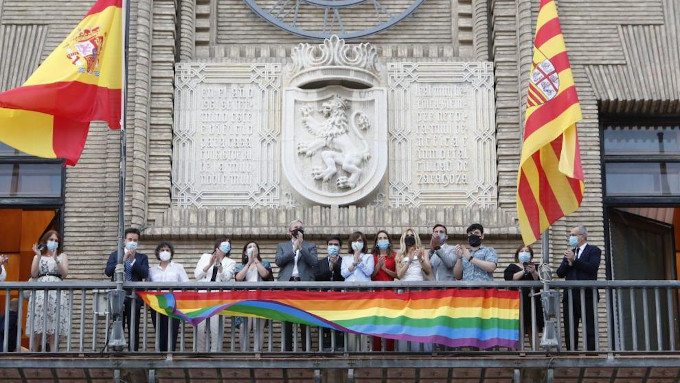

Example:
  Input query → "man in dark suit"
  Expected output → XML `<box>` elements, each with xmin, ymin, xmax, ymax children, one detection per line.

<box><xmin>275</xmin><ymin>219</ymin><xmax>318</xmax><ymax>351</ymax></box>
<box><xmin>315</xmin><ymin>235</ymin><xmax>344</xmax><ymax>282</ymax></box>
<box><xmin>556</xmin><ymin>225</ymin><xmax>601</xmax><ymax>351</ymax></box>
<box><xmin>105</xmin><ymin>227</ymin><xmax>149</xmax><ymax>351</ymax></box>
<box><xmin>316</xmin><ymin>235</ymin><xmax>344</xmax><ymax>351</ymax></box>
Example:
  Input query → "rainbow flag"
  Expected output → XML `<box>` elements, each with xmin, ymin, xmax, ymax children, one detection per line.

<box><xmin>516</xmin><ymin>0</ymin><xmax>584</xmax><ymax>245</ymax></box>
<box><xmin>0</xmin><ymin>0</ymin><xmax>122</xmax><ymax>165</ymax></box>
<box><xmin>139</xmin><ymin>289</ymin><xmax>520</xmax><ymax>349</ymax></box>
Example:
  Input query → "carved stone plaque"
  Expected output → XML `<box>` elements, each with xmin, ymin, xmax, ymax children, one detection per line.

<box><xmin>172</xmin><ymin>63</ymin><xmax>282</xmax><ymax>207</ymax></box>
<box><xmin>387</xmin><ymin>62</ymin><xmax>497</xmax><ymax>207</ymax></box>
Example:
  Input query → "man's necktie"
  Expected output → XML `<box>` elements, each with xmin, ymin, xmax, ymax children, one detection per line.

<box><xmin>125</xmin><ymin>258</ymin><xmax>133</xmax><ymax>281</ymax></box>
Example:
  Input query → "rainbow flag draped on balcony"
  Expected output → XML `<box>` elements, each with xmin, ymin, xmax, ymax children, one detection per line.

<box><xmin>516</xmin><ymin>0</ymin><xmax>584</xmax><ymax>245</ymax></box>
<box><xmin>0</xmin><ymin>0</ymin><xmax>122</xmax><ymax>165</ymax></box>
<box><xmin>139</xmin><ymin>289</ymin><xmax>520</xmax><ymax>349</ymax></box>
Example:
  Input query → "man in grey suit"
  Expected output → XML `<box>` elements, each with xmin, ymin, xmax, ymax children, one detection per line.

<box><xmin>428</xmin><ymin>224</ymin><xmax>457</xmax><ymax>281</ymax></box>
<box><xmin>275</xmin><ymin>219</ymin><xmax>318</xmax><ymax>350</ymax></box>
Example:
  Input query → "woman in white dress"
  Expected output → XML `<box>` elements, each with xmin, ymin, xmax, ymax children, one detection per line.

<box><xmin>27</xmin><ymin>230</ymin><xmax>70</xmax><ymax>352</ymax></box>
<box><xmin>194</xmin><ymin>236</ymin><xmax>236</xmax><ymax>352</ymax></box>
<box><xmin>148</xmin><ymin>241</ymin><xmax>189</xmax><ymax>351</ymax></box>
<box><xmin>234</xmin><ymin>241</ymin><xmax>273</xmax><ymax>351</ymax></box>
<box><xmin>395</xmin><ymin>228</ymin><xmax>433</xmax><ymax>352</ymax></box>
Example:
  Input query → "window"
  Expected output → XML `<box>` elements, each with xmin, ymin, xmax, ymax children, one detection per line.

<box><xmin>603</xmin><ymin>120</ymin><xmax>680</xmax><ymax>199</ymax></box>
<box><xmin>0</xmin><ymin>143</ymin><xmax>64</xmax><ymax>204</ymax></box>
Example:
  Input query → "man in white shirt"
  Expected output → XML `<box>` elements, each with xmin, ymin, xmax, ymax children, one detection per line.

<box><xmin>104</xmin><ymin>227</ymin><xmax>149</xmax><ymax>352</ymax></box>
<box><xmin>275</xmin><ymin>219</ymin><xmax>318</xmax><ymax>351</ymax></box>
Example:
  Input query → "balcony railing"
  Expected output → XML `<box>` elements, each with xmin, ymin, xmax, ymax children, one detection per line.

<box><xmin>0</xmin><ymin>280</ymin><xmax>678</xmax><ymax>360</ymax></box>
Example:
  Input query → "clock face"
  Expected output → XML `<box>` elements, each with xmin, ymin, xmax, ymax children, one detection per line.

<box><xmin>243</xmin><ymin>0</ymin><xmax>426</xmax><ymax>39</ymax></box>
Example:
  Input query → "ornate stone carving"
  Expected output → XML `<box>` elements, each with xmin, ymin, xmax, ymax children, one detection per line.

<box><xmin>171</xmin><ymin>63</ymin><xmax>282</xmax><ymax>208</ymax></box>
<box><xmin>387</xmin><ymin>62</ymin><xmax>497</xmax><ymax>208</ymax></box>
<box><xmin>297</xmin><ymin>95</ymin><xmax>372</xmax><ymax>189</ymax></box>
<box><xmin>282</xmin><ymin>86</ymin><xmax>387</xmax><ymax>205</ymax></box>
<box><xmin>288</xmin><ymin>35</ymin><xmax>381</xmax><ymax>87</ymax></box>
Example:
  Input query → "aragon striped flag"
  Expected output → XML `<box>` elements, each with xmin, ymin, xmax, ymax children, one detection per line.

<box><xmin>0</xmin><ymin>0</ymin><xmax>122</xmax><ymax>166</ymax></box>
<box><xmin>516</xmin><ymin>0</ymin><xmax>584</xmax><ymax>245</ymax></box>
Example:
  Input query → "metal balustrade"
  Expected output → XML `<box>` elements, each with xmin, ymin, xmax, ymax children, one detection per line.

<box><xmin>0</xmin><ymin>280</ymin><xmax>678</xmax><ymax>359</ymax></box>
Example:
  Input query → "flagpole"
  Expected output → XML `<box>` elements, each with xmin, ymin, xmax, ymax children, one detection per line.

<box><xmin>540</xmin><ymin>229</ymin><xmax>561</xmax><ymax>350</ymax></box>
<box><xmin>110</xmin><ymin>0</ymin><xmax>130</xmax><ymax>352</ymax></box>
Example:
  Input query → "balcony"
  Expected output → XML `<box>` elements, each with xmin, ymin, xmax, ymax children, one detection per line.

<box><xmin>0</xmin><ymin>280</ymin><xmax>679</xmax><ymax>383</ymax></box>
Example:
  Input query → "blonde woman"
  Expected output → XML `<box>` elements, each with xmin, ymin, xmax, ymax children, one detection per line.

<box><xmin>395</xmin><ymin>228</ymin><xmax>433</xmax><ymax>352</ymax></box>
<box><xmin>395</xmin><ymin>228</ymin><xmax>432</xmax><ymax>282</ymax></box>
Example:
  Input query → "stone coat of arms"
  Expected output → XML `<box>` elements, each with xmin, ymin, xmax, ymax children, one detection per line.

<box><xmin>283</xmin><ymin>87</ymin><xmax>387</xmax><ymax>205</ymax></box>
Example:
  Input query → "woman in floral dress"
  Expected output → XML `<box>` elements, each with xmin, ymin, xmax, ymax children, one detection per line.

<box><xmin>27</xmin><ymin>230</ymin><xmax>70</xmax><ymax>351</ymax></box>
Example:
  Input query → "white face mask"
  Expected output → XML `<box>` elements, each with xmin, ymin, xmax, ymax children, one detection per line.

<box><xmin>46</xmin><ymin>241</ymin><xmax>59</xmax><ymax>252</ymax></box>
<box><xmin>518</xmin><ymin>251</ymin><xmax>531</xmax><ymax>263</ymax></box>
<box><xmin>159</xmin><ymin>251</ymin><xmax>172</xmax><ymax>262</ymax></box>
<box><xmin>125</xmin><ymin>241</ymin><xmax>138</xmax><ymax>251</ymax></box>
<box><xmin>246</xmin><ymin>247</ymin><xmax>254</xmax><ymax>257</ymax></box>
<box><xmin>351</xmin><ymin>241</ymin><xmax>364</xmax><ymax>252</ymax></box>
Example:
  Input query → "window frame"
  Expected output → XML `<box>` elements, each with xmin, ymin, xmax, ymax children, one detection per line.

<box><xmin>601</xmin><ymin>115</ymin><xmax>680</xmax><ymax>205</ymax></box>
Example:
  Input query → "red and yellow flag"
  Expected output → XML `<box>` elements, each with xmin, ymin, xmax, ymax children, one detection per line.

<box><xmin>0</xmin><ymin>0</ymin><xmax>122</xmax><ymax>165</ymax></box>
<box><xmin>516</xmin><ymin>0</ymin><xmax>584</xmax><ymax>245</ymax></box>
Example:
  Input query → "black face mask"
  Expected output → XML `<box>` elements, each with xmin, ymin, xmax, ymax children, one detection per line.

<box><xmin>405</xmin><ymin>235</ymin><xmax>416</xmax><ymax>246</ymax></box>
<box><xmin>468</xmin><ymin>234</ymin><xmax>482</xmax><ymax>247</ymax></box>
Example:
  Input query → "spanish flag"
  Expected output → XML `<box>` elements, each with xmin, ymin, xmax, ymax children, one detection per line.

<box><xmin>0</xmin><ymin>0</ymin><xmax>122</xmax><ymax>165</ymax></box>
<box><xmin>516</xmin><ymin>0</ymin><xmax>584</xmax><ymax>245</ymax></box>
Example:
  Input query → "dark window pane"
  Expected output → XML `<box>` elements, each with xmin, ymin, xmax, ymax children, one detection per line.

<box><xmin>0</xmin><ymin>142</ymin><xmax>27</xmax><ymax>156</ymax></box>
<box><xmin>0</xmin><ymin>164</ymin><xmax>14</xmax><ymax>195</ymax></box>
<box><xmin>604</xmin><ymin>125</ymin><xmax>680</xmax><ymax>155</ymax></box>
<box><xmin>0</xmin><ymin>163</ymin><xmax>62</xmax><ymax>197</ymax></box>
<box><xmin>605</xmin><ymin>162</ymin><xmax>680</xmax><ymax>196</ymax></box>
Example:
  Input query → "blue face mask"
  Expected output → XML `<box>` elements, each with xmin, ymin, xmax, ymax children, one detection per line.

<box><xmin>46</xmin><ymin>241</ymin><xmax>59</xmax><ymax>252</ymax></box>
<box><xmin>568</xmin><ymin>235</ymin><xmax>579</xmax><ymax>247</ymax></box>
<box><xmin>377</xmin><ymin>239</ymin><xmax>390</xmax><ymax>250</ymax></box>
<box><xmin>518</xmin><ymin>251</ymin><xmax>531</xmax><ymax>263</ymax></box>
<box><xmin>327</xmin><ymin>245</ymin><xmax>339</xmax><ymax>256</ymax></box>
<box><xmin>439</xmin><ymin>233</ymin><xmax>446</xmax><ymax>243</ymax></box>
<box><xmin>220</xmin><ymin>242</ymin><xmax>231</xmax><ymax>253</ymax></box>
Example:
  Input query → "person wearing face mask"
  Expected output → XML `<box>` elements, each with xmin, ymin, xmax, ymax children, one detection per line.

<box><xmin>396</xmin><ymin>229</ymin><xmax>433</xmax><ymax>282</ymax></box>
<box><xmin>234</xmin><ymin>241</ymin><xmax>273</xmax><ymax>351</ymax></box>
<box><xmin>556</xmin><ymin>225</ymin><xmax>601</xmax><ymax>351</ymax></box>
<box><xmin>316</xmin><ymin>236</ymin><xmax>345</xmax><ymax>282</ymax></box>
<box><xmin>340</xmin><ymin>231</ymin><xmax>374</xmax><ymax>351</ymax></box>
<box><xmin>428</xmin><ymin>224</ymin><xmax>457</xmax><ymax>281</ymax></box>
<box><xmin>453</xmin><ymin>223</ymin><xmax>498</xmax><ymax>281</ymax></box>
<box><xmin>504</xmin><ymin>245</ymin><xmax>544</xmax><ymax>345</ymax></box>
<box><xmin>148</xmin><ymin>242</ymin><xmax>188</xmax><ymax>351</ymax></box>
<box><xmin>395</xmin><ymin>228</ymin><xmax>433</xmax><ymax>352</ymax></box>
<box><xmin>315</xmin><ymin>236</ymin><xmax>345</xmax><ymax>351</ymax></box>
<box><xmin>341</xmin><ymin>231</ymin><xmax>374</xmax><ymax>282</ymax></box>
<box><xmin>371</xmin><ymin>230</ymin><xmax>397</xmax><ymax>282</ymax></box>
<box><xmin>105</xmin><ymin>227</ymin><xmax>149</xmax><ymax>351</ymax></box>
<box><xmin>27</xmin><ymin>230</ymin><xmax>70</xmax><ymax>352</ymax></box>
<box><xmin>275</xmin><ymin>219</ymin><xmax>318</xmax><ymax>351</ymax></box>
<box><xmin>370</xmin><ymin>230</ymin><xmax>397</xmax><ymax>351</ymax></box>
<box><xmin>194</xmin><ymin>235</ymin><xmax>237</xmax><ymax>352</ymax></box>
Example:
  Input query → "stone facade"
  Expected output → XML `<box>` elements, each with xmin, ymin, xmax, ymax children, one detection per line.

<box><xmin>0</xmin><ymin>0</ymin><xmax>679</xmax><ymax>287</ymax></box>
